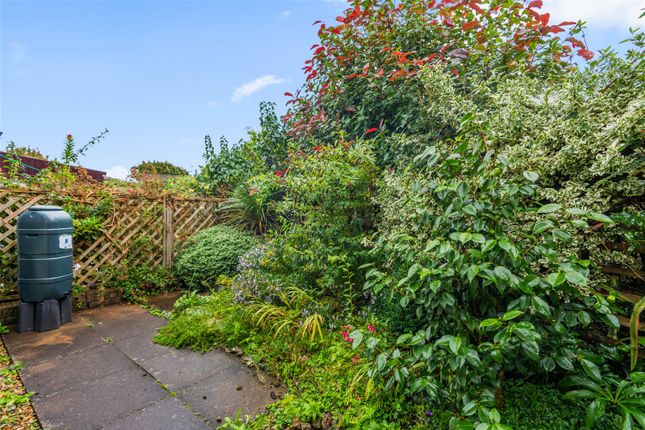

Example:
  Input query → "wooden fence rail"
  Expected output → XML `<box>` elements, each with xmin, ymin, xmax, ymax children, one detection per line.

<box><xmin>0</xmin><ymin>188</ymin><xmax>219</xmax><ymax>303</ymax></box>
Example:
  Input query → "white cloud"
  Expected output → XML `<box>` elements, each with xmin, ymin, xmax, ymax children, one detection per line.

<box><xmin>8</xmin><ymin>41</ymin><xmax>27</xmax><ymax>64</ymax></box>
<box><xmin>543</xmin><ymin>0</ymin><xmax>644</xmax><ymax>29</ymax></box>
<box><xmin>106</xmin><ymin>165</ymin><xmax>129</xmax><ymax>180</ymax></box>
<box><xmin>231</xmin><ymin>75</ymin><xmax>285</xmax><ymax>102</ymax></box>
<box><xmin>282</xmin><ymin>10</ymin><xmax>292</xmax><ymax>17</ymax></box>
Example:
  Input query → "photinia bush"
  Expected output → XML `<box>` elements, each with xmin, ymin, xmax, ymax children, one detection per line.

<box><xmin>283</xmin><ymin>0</ymin><xmax>591</xmax><ymax>152</ymax></box>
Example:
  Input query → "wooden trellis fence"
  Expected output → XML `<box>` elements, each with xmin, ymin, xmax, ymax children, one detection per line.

<box><xmin>0</xmin><ymin>188</ymin><xmax>219</xmax><ymax>302</ymax></box>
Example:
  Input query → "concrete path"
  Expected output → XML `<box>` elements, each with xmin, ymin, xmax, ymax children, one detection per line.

<box><xmin>2</xmin><ymin>300</ymin><xmax>281</xmax><ymax>429</ymax></box>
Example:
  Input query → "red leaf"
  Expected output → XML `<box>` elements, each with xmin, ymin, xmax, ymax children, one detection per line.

<box><xmin>312</xmin><ymin>20</ymin><xmax>322</xmax><ymax>25</ymax></box>
<box><xmin>527</xmin><ymin>0</ymin><xmax>543</xmax><ymax>8</ymax></box>
<box><xmin>469</xmin><ymin>2</ymin><xmax>483</xmax><ymax>14</ymax></box>
<box><xmin>559</xmin><ymin>21</ymin><xmax>577</xmax><ymax>26</ymax></box>
<box><xmin>284</xmin><ymin>92</ymin><xmax>293</xmax><ymax>97</ymax></box>
<box><xmin>375</xmin><ymin>67</ymin><xmax>384</xmax><ymax>78</ymax></box>
<box><xmin>566</xmin><ymin>37</ymin><xmax>585</xmax><ymax>49</ymax></box>
<box><xmin>462</xmin><ymin>20</ymin><xmax>479</xmax><ymax>31</ymax></box>
<box><xmin>539</xmin><ymin>13</ymin><xmax>550</xmax><ymax>26</ymax></box>
<box><xmin>365</xmin><ymin>127</ymin><xmax>379</xmax><ymax>134</ymax></box>
<box><xmin>346</xmin><ymin>73</ymin><xmax>359</xmax><ymax>79</ymax></box>
<box><xmin>578</xmin><ymin>48</ymin><xmax>594</xmax><ymax>60</ymax></box>
<box><xmin>544</xmin><ymin>25</ymin><xmax>564</xmax><ymax>34</ymax></box>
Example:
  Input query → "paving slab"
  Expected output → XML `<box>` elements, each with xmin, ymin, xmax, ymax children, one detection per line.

<box><xmin>2</xmin><ymin>300</ymin><xmax>279</xmax><ymax>429</ymax></box>
<box><xmin>111</xmin><ymin>330</ymin><xmax>170</xmax><ymax>362</ymax></box>
<box><xmin>20</xmin><ymin>344</ymin><xmax>133</xmax><ymax>395</ymax></box>
<box><xmin>178</xmin><ymin>364</ymin><xmax>279</xmax><ymax>424</ymax></box>
<box><xmin>32</xmin><ymin>361</ymin><xmax>167</xmax><ymax>430</ymax></box>
<box><xmin>137</xmin><ymin>348</ymin><xmax>241</xmax><ymax>391</ymax></box>
<box><xmin>4</xmin><ymin>316</ymin><xmax>104</xmax><ymax>365</ymax></box>
<box><xmin>102</xmin><ymin>396</ymin><xmax>210</xmax><ymax>430</ymax></box>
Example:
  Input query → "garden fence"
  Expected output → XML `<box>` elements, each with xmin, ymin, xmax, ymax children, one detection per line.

<box><xmin>0</xmin><ymin>188</ymin><xmax>219</xmax><ymax>303</ymax></box>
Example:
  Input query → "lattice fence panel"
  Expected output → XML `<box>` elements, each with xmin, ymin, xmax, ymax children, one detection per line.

<box><xmin>1</xmin><ymin>189</ymin><xmax>219</xmax><ymax>301</ymax></box>
<box><xmin>171</xmin><ymin>197</ymin><xmax>219</xmax><ymax>257</ymax></box>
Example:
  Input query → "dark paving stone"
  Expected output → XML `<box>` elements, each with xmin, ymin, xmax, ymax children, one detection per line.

<box><xmin>112</xmin><ymin>332</ymin><xmax>170</xmax><ymax>363</ymax></box>
<box><xmin>137</xmin><ymin>348</ymin><xmax>240</xmax><ymax>391</ymax></box>
<box><xmin>91</xmin><ymin>311</ymin><xmax>165</xmax><ymax>341</ymax></box>
<box><xmin>177</xmin><ymin>365</ymin><xmax>277</xmax><ymax>424</ymax></box>
<box><xmin>21</xmin><ymin>344</ymin><xmax>132</xmax><ymax>395</ymax></box>
<box><xmin>102</xmin><ymin>396</ymin><xmax>211</xmax><ymax>430</ymax></box>
<box><xmin>3</xmin><ymin>316</ymin><xmax>104</xmax><ymax>365</ymax></box>
<box><xmin>33</xmin><ymin>362</ymin><xmax>167</xmax><ymax>430</ymax></box>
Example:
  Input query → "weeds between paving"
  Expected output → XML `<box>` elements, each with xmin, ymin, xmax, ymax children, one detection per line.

<box><xmin>0</xmin><ymin>334</ymin><xmax>41</xmax><ymax>430</ymax></box>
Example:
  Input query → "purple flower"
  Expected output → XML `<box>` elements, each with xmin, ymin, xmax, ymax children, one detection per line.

<box><xmin>425</xmin><ymin>411</ymin><xmax>433</xmax><ymax>417</ymax></box>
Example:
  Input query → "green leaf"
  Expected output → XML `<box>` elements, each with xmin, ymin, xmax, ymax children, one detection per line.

<box><xmin>467</xmin><ymin>265</ymin><xmax>480</xmax><ymax>282</ymax></box>
<box><xmin>502</xmin><ymin>310</ymin><xmax>524</xmax><ymax>321</ymax></box>
<box><xmin>376</xmin><ymin>353</ymin><xmax>387</xmax><ymax>371</ymax></box>
<box><xmin>566</xmin><ymin>208</ymin><xmax>588</xmax><ymax>216</ymax></box>
<box><xmin>556</xmin><ymin>356</ymin><xmax>574</xmax><ymax>371</ymax></box>
<box><xmin>589</xmin><ymin>212</ymin><xmax>614</xmax><ymax>223</ymax></box>
<box><xmin>537</xmin><ymin>203</ymin><xmax>562</xmax><ymax>214</ymax></box>
<box><xmin>577</xmin><ymin>311</ymin><xmax>592</xmax><ymax>327</ymax></box>
<box><xmin>522</xmin><ymin>341</ymin><xmax>540</xmax><ymax>360</ymax></box>
<box><xmin>565</xmin><ymin>271</ymin><xmax>587</xmax><ymax>286</ymax></box>
<box><xmin>546</xmin><ymin>272</ymin><xmax>566</xmax><ymax>286</ymax></box>
<box><xmin>532</xmin><ymin>296</ymin><xmax>551</xmax><ymax>318</ymax></box>
<box><xmin>494</xmin><ymin>266</ymin><xmax>512</xmax><ymax>282</ymax></box>
<box><xmin>396</xmin><ymin>333</ymin><xmax>412</xmax><ymax>345</ymax></box>
<box><xmin>350</xmin><ymin>330</ymin><xmax>364</xmax><ymax>349</ymax></box>
<box><xmin>581</xmin><ymin>359</ymin><xmax>602</xmax><ymax>382</ymax></box>
<box><xmin>585</xmin><ymin>399</ymin><xmax>605</xmax><ymax>428</ymax></box>
<box><xmin>462</xmin><ymin>400</ymin><xmax>478</xmax><ymax>416</ymax></box>
<box><xmin>482</xmin><ymin>239</ymin><xmax>497</xmax><ymax>252</ymax></box>
<box><xmin>534</xmin><ymin>220</ymin><xmax>555</xmax><ymax>234</ymax></box>
<box><xmin>630</xmin><ymin>372</ymin><xmax>645</xmax><ymax>383</ymax></box>
<box><xmin>489</xmin><ymin>408</ymin><xmax>501</xmax><ymax>424</ymax></box>
<box><xmin>480</xmin><ymin>318</ymin><xmax>501</xmax><ymax>329</ymax></box>
<box><xmin>449</xmin><ymin>336</ymin><xmax>462</xmax><ymax>355</ymax></box>
<box><xmin>541</xmin><ymin>357</ymin><xmax>556</xmax><ymax>372</ymax></box>
<box><xmin>563</xmin><ymin>389</ymin><xmax>596</xmax><ymax>400</ymax></box>
<box><xmin>630</xmin><ymin>296</ymin><xmax>645</xmax><ymax>370</ymax></box>
<box><xmin>400</xmin><ymin>296</ymin><xmax>409</xmax><ymax>308</ymax></box>
<box><xmin>523</xmin><ymin>171</ymin><xmax>539</xmax><ymax>182</ymax></box>
<box><xmin>463</xmin><ymin>204</ymin><xmax>477</xmax><ymax>216</ymax></box>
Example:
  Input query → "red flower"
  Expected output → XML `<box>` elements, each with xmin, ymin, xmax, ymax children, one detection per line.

<box><xmin>368</xmin><ymin>324</ymin><xmax>375</xmax><ymax>334</ymax></box>
<box><xmin>352</xmin><ymin>355</ymin><xmax>358</xmax><ymax>365</ymax></box>
<box><xmin>365</xmin><ymin>127</ymin><xmax>379</xmax><ymax>134</ymax></box>
<box><xmin>275</xmin><ymin>170</ymin><xmax>282</xmax><ymax>177</ymax></box>
<box><xmin>341</xmin><ymin>331</ymin><xmax>353</xmax><ymax>343</ymax></box>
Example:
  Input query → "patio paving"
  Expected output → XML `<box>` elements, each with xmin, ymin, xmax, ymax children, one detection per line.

<box><xmin>2</xmin><ymin>298</ymin><xmax>281</xmax><ymax>429</ymax></box>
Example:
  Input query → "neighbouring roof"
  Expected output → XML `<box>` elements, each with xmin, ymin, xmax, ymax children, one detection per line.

<box><xmin>0</xmin><ymin>152</ymin><xmax>107</xmax><ymax>182</ymax></box>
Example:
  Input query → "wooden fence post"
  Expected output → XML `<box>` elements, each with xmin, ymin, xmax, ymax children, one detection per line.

<box><xmin>162</xmin><ymin>196</ymin><xmax>174</xmax><ymax>267</ymax></box>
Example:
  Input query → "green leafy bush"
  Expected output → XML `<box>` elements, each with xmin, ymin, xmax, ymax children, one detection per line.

<box><xmin>501</xmin><ymin>379</ymin><xmax>622</xmax><ymax>429</ymax></box>
<box><xmin>351</xmin><ymin>67</ymin><xmax>623</xmax><ymax>428</ymax></box>
<box><xmin>234</xmin><ymin>142</ymin><xmax>378</xmax><ymax>319</ymax></box>
<box><xmin>135</xmin><ymin>160</ymin><xmax>188</xmax><ymax>176</ymax></box>
<box><xmin>174</xmin><ymin>225</ymin><xmax>256</xmax><ymax>289</ymax></box>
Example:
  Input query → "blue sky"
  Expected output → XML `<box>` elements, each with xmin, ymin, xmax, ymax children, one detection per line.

<box><xmin>1</xmin><ymin>0</ymin><xmax>643</xmax><ymax>179</ymax></box>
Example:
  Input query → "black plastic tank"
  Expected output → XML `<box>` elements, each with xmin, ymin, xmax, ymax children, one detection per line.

<box><xmin>16</xmin><ymin>205</ymin><xmax>73</xmax><ymax>332</ymax></box>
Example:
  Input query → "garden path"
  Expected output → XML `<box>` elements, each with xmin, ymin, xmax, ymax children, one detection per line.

<box><xmin>3</xmin><ymin>296</ymin><xmax>280</xmax><ymax>429</ymax></box>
